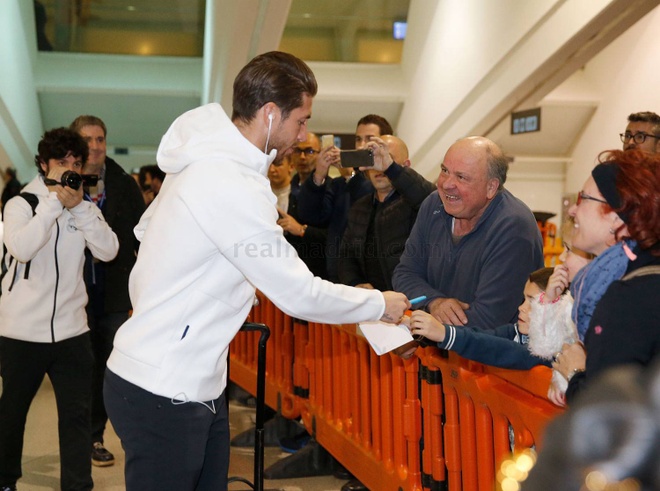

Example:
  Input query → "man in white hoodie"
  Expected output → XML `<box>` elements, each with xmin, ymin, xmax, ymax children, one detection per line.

<box><xmin>104</xmin><ymin>51</ymin><xmax>409</xmax><ymax>490</ymax></box>
<box><xmin>0</xmin><ymin>127</ymin><xmax>119</xmax><ymax>491</ymax></box>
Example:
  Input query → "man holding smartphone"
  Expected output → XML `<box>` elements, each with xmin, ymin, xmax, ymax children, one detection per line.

<box><xmin>297</xmin><ymin>115</ymin><xmax>393</xmax><ymax>281</ymax></box>
<box><xmin>339</xmin><ymin>135</ymin><xmax>434</xmax><ymax>290</ymax></box>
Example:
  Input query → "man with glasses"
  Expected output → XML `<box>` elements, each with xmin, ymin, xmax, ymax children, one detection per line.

<box><xmin>269</xmin><ymin>133</ymin><xmax>329</xmax><ymax>278</ymax></box>
<box><xmin>620</xmin><ymin>111</ymin><xmax>660</xmax><ymax>153</ymax></box>
<box><xmin>290</xmin><ymin>132</ymin><xmax>320</xmax><ymax>184</ymax></box>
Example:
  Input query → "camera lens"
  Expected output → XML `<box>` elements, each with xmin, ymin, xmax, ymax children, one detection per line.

<box><xmin>61</xmin><ymin>170</ymin><xmax>82</xmax><ymax>190</ymax></box>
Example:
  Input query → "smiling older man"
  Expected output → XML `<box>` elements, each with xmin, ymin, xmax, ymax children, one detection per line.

<box><xmin>392</xmin><ymin>136</ymin><xmax>544</xmax><ymax>330</ymax></box>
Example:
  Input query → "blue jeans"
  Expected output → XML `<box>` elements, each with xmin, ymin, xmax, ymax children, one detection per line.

<box><xmin>104</xmin><ymin>370</ymin><xmax>229</xmax><ymax>491</ymax></box>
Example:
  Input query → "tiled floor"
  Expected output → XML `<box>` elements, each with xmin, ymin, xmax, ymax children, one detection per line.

<box><xmin>12</xmin><ymin>378</ymin><xmax>353</xmax><ymax>490</ymax></box>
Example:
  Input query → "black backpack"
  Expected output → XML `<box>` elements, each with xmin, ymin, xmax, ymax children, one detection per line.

<box><xmin>1</xmin><ymin>192</ymin><xmax>40</xmax><ymax>292</ymax></box>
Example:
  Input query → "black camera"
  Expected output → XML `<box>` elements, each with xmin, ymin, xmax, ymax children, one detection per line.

<box><xmin>44</xmin><ymin>171</ymin><xmax>99</xmax><ymax>190</ymax></box>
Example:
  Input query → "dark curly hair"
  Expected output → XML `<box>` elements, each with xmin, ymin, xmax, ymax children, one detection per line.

<box><xmin>597</xmin><ymin>149</ymin><xmax>660</xmax><ymax>255</ymax></box>
<box><xmin>34</xmin><ymin>127</ymin><xmax>89</xmax><ymax>176</ymax></box>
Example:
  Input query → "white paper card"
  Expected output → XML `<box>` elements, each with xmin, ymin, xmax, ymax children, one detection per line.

<box><xmin>358</xmin><ymin>321</ymin><xmax>414</xmax><ymax>356</ymax></box>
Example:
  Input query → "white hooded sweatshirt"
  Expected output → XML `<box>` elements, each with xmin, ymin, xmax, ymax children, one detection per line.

<box><xmin>0</xmin><ymin>176</ymin><xmax>119</xmax><ymax>342</ymax></box>
<box><xmin>108</xmin><ymin>104</ymin><xmax>385</xmax><ymax>403</ymax></box>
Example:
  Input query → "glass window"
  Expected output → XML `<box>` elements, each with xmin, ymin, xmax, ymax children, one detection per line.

<box><xmin>279</xmin><ymin>0</ymin><xmax>410</xmax><ymax>63</ymax></box>
<box><xmin>35</xmin><ymin>0</ymin><xmax>205</xmax><ymax>57</ymax></box>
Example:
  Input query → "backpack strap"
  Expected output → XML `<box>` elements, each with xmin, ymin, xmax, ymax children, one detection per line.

<box><xmin>19</xmin><ymin>192</ymin><xmax>39</xmax><ymax>214</ymax></box>
<box><xmin>621</xmin><ymin>265</ymin><xmax>660</xmax><ymax>281</ymax></box>
<box><xmin>1</xmin><ymin>193</ymin><xmax>39</xmax><ymax>288</ymax></box>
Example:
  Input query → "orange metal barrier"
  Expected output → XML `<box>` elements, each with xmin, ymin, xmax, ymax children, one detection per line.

<box><xmin>543</xmin><ymin>231</ymin><xmax>564</xmax><ymax>267</ymax></box>
<box><xmin>230</xmin><ymin>296</ymin><xmax>564</xmax><ymax>491</ymax></box>
<box><xmin>416</xmin><ymin>348</ymin><xmax>563</xmax><ymax>491</ymax></box>
<box><xmin>300</xmin><ymin>322</ymin><xmax>423</xmax><ymax>491</ymax></box>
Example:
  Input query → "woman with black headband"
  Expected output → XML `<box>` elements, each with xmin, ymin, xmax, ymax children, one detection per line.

<box><xmin>551</xmin><ymin>149</ymin><xmax>660</xmax><ymax>404</ymax></box>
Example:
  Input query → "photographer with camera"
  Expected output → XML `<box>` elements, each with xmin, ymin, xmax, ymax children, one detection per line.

<box><xmin>0</xmin><ymin>127</ymin><xmax>118</xmax><ymax>491</ymax></box>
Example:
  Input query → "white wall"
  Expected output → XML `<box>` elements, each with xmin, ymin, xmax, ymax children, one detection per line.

<box><xmin>0</xmin><ymin>1</ymin><xmax>44</xmax><ymax>180</ymax></box>
<box><xmin>398</xmin><ymin>0</ymin><xmax>620</xmax><ymax>178</ymax></box>
<box><xmin>567</xmin><ymin>7</ymin><xmax>660</xmax><ymax>191</ymax></box>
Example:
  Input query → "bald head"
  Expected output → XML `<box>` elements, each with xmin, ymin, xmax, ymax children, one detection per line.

<box><xmin>446</xmin><ymin>137</ymin><xmax>508</xmax><ymax>190</ymax></box>
<box><xmin>437</xmin><ymin>136</ymin><xmax>508</xmax><ymax>229</ymax></box>
<box><xmin>291</xmin><ymin>132</ymin><xmax>320</xmax><ymax>182</ymax></box>
<box><xmin>382</xmin><ymin>135</ymin><xmax>410</xmax><ymax>166</ymax></box>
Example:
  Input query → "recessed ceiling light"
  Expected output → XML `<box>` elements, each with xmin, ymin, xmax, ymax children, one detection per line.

<box><xmin>302</xmin><ymin>13</ymin><xmax>311</xmax><ymax>19</ymax></box>
<box><xmin>127</xmin><ymin>6</ymin><xmax>136</xmax><ymax>11</ymax></box>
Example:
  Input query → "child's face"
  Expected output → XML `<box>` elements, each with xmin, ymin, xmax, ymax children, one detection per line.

<box><xmin>517</xmin><ymin>280</ymin><xmax>542</xmax><ymax>335</ymax></box>
<box><xmin>559</xmin><ymin>243</ymin><xmax>592</xmax><ymax>281</ymax></box>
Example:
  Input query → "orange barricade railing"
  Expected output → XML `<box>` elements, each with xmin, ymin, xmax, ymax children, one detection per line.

<box><xmin>416</xmin><ymin>349</ymin><xmax>563</xmax><ymax>491</ymax></box>
<box><xmin>300</xmin><ymin>322</ymin><xmax>423</xmax><ymax>491</ymax></box>
<box><xmin>230</xmin><ymin>296</ymin><xmax>564</xmax><ymax>491</ymax></box>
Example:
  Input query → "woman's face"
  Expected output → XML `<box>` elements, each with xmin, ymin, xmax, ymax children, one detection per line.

<box><xmin>568</xmin><ymin>176</ymin><xmax>619</xmax><ymax>256</ymax></box>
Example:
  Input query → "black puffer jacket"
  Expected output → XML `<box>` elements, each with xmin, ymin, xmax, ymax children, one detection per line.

<box><xmin>339</xmin><ymin>165</ymin><xmax>434</xmax><ymax>290</ymax></box>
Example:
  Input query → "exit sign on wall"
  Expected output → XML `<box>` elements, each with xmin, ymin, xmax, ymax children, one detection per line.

<box><xmin>511</xmin><ymin>108</ymin><xmax>541</xmax><ymax>135</ymax></box>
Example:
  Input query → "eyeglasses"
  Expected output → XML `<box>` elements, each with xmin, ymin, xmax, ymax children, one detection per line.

<box><xmin>619</xmin><ymin>131</ymin><xmax>660</xmax><ymax>144</ymax></box>
<box><xmin>576</xmin><ymin>191</ymin><xmax>608</xmax><ymax>206</ymax></box>
<box><xmin>292</xmin><ymin>147</ymin><xmax>319</xmax><ymax>156</ymax></box>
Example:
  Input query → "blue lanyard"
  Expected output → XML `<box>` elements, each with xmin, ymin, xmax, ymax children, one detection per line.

<box><xmin>84</xmin><ymin>187</ymin><xmax>106</xmax><ymax>210</ymax></box>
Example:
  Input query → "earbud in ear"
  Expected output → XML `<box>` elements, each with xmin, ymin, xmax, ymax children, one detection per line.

<box><xmin>268</xmin><ymin>113</ymin><xmax>274</xmax><ymax>122</ymax></box>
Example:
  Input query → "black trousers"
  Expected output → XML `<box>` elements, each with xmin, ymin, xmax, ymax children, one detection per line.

<box><xmin>0</xmin><ymin>333</ymin><xmax>94</xmax><ymax>491</ymax></box>
<box><xmin>88</xmin><ymin>310</ymin><xmax>129</xmax><ymax>443</ymax></box>
<box><xmin>104</xmin><ymin>369</ymin><xmax>230</xmax><ymax>491</ymax></box>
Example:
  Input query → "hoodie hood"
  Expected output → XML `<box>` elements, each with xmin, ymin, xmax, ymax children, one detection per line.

<box><xmin>156</xmin><ymin>103</ymin><xmax>276</xmax><ymax>177</ymax></box>
<box><xmin>135</xmin><ymin>103</ymin><xmax>278</xmax><ymax>241</ymax></box>
<box><xmin>22</xmin><ymin>175</ymin><xmax>50</xmax><ymax>197</ymax></box>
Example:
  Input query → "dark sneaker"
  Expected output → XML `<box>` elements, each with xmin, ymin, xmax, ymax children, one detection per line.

<box><xmin>1</xmin><ymin>486</ymin><xmax>17</xmax><ymax>491</ymax></box>
<box><xmin>278</xmin><ymin>431</ymin><xmax>311</xmax><ymax>453</ymax></box>
<box><xmin>91</xmin><ymin>442</ymin><xmax>115</xmax><ymax>467</ymax></box>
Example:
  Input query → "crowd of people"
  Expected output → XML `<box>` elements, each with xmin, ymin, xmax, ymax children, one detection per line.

<box><xmin>0</xmin><ymin>50</ymin><xmax>657</xmax><ymax>491</ymax></box>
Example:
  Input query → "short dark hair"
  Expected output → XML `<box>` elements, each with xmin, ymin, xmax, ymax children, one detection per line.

<box><xmin>70</xmin><ymin>115</ymin><xmax>107</xmax><ymax>137</ymax></box>
<box><xmin>142</xmin><ymin>164</ymin><xmax>165</xmax><ymax>183</ymax></box>
<box><xmin>231</xmin><ymin>51</ymin><xmax>318</xmax><ymax>124</ymax></box>
<box><xmin>628</xmin><ymin>111</ymin><xmax>660</xmax><ymax>125</ymax></box>
<box><xmin>529</xmin><ymin>267</ymin><xmax>554</xmax><ymax>291</ymax></box>
<box><xmin>34</xmin><ymin>127</ymin><xmax>89</xmax><ymax>175</ymax></box>
<box><xmin>628</xmin><ymin>111</ymin><xmax>660</xmax><ymax>137</ymax></box>
<box><xmin>356</xmin><ymin>114</ymin><xmax>393</xmax><ymax>136</ymax></box>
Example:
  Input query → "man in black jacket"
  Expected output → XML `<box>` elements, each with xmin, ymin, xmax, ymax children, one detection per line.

<box><xmin>70</xmin><ymin>115</ymin><xmax>146</xmax><ymax>467</ymax></box>
<box><xmin>339</xmin><ymin>135</ymin><xmax>435</xmax><ymax>290</ymax></box>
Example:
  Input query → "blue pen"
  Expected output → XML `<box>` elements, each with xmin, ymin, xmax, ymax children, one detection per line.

<box><xmin>409</xmin><ymin>295</ymin><xmax>427</xmax><ymax>306</ymax></box>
